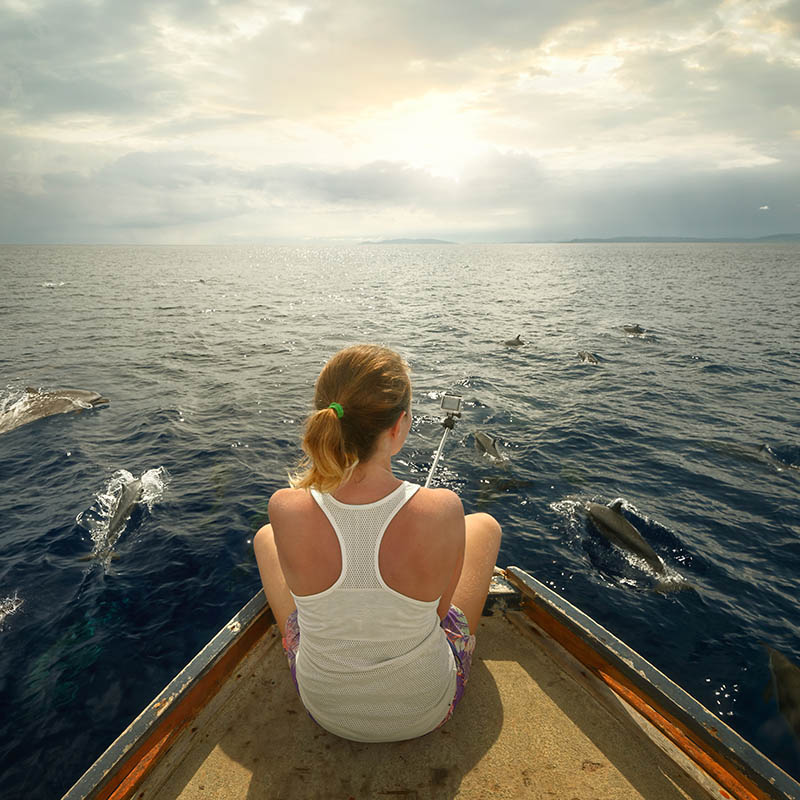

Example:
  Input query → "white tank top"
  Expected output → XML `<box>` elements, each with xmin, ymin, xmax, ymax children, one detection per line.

<box><xmin>291</xmin><ymin>481</ymin><xmax>457</xmax><ymax>742</ymax></box>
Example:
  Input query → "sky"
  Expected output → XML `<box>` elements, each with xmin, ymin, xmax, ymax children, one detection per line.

<box><xmin>1</xmin><ymin>0</ymin><xmax>799</xmax><ymax>243</ymax></box>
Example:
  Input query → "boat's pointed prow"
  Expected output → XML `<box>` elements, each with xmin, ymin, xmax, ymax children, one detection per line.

<box><xmin>64</xmin><ymin>568</ymin><xmax>800</xmax><ymax>800</ymax></box>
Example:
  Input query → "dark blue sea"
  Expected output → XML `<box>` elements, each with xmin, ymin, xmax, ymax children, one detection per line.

<box><xmin>1</xmin><ymin>243</ymin><xmax>799</xmax><ymax>798</ymax></box>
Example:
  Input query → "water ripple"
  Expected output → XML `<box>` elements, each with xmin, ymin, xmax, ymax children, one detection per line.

<box><xmin>0</xmin><ymin>242</ymin><xmax>799</xmax><ymax>796</ymax></box>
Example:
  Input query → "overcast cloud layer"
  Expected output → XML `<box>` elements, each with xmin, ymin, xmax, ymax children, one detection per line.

<box><xmin>1</xmin><ymin>0</ymin><xmax>798</xmax><ymax>242</ymax></box>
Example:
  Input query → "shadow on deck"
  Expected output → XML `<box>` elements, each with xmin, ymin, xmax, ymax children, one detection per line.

<box><xmin>137</xmin><ymin>613</ymin><xmax>712</xmax><ymax>800</ymax></box>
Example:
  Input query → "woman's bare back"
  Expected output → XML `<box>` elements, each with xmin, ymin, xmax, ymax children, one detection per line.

<box><xmin>268</xmin><ymin>485</ymin><xmax>465</xmax><ymax>613</ymax></box>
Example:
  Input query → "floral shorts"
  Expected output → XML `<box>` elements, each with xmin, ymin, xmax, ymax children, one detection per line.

<box><xmin>436</xmin><ymin>605</ymin><xmax>477</xmax><ymax>726</ymax></box>
<box><xmin>281</xmin><ymin>605</ymin><xmax>476</xmax><ymax>727</ymax></box>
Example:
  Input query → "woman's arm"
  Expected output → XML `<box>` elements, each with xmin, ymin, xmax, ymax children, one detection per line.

<box><xmin>432</xmin><ymin>489</ymin><xmax>467</xmax><ymax>620</ymax></box>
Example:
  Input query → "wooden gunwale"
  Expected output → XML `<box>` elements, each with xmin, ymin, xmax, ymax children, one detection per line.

<box><xmin>62</xmin><ymin>591</ymin><xmax>275</xmax><ymax>800</ymax></box>
<box><xmin>505</xmin><ymin>566</ymin><xmax>800</xmax><ymax>800</ymax></box>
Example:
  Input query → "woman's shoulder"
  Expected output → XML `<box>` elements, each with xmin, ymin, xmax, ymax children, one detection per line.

<box><xmin>268</xmin><ymin>487</ymin><xmax>317</xmax><ymax>519</ymax></box>
<box><xmin>405</xmin><ymin>486</ymin><xmax>464</xmax><ymax>541</ymax></box>
<box><xmin>410</xmin><ymin>485</ymin><xmax>463</xmax><ymax>517</ymax></box>
<box><xmin>380</xmin><ymin>486</ymin><xmax>464</xmax><ymax>592</ymax></box>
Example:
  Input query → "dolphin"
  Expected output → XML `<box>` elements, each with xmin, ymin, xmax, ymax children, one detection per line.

<box><xmin>623</xmin><ymin>324</ymin><xmax>645</xmax><ymax>334</ymax></box>
<box><xmin>767</xmin><ymin>646</ymin><xmax>800</xmax><ymax>741</ymax></box>
<box><xmin>504</xmin><ymin>334</ymin><xmax>524</xmax><ymax>346</ymax></box>
<box><xmin>0</xmin><ymin>388</ymin><xmax>108</xmax><ymax>435</ymax></box>
<box><xmin>761</xmin><ymin>444</ymin><xmax>800</xmax><ymax>472</ymax></box>
<box><xmin>108</xmin><ymin>477</ymin><xmax>143</xmax><ymax>537</ymax></box>
<box><xmin>585</xmin><ymin>500</ymin><xmax>665</xmax><ymax>575</ymax></box>
<box><xmin>79</xmin><ymin>474</ymin><xmax>146</xmax><ymax>564</ymax></box>
<box><xmin>474</xmin><ymin>431</ymin><xmax>503</xmax><ymax>459</ymax></box>
<box><xmin>578</xmin><ymin>351</ymin><xmax>600</xmax><ymax>364</ymax></box>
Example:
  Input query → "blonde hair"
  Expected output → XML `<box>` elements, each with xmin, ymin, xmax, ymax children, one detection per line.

<box><xmin>290</xmin><ymin>345</ymin><xmax>411</xmax><ymax>493</ymax></box>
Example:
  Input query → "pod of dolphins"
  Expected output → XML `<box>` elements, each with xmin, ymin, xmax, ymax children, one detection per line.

<box><xmin>0</xmin><ymin>388</ymin><xmax>143</xmax><ymax>556</ymax></box>
<box><xmin>3</xmin><ymin>381</ymin><xmax>799</xmax><ymax>745</ymax></box>
<box><xmin>502</xmin><ymin>323</ymin><xmax>648</xmax><ymax>362</ymax></box>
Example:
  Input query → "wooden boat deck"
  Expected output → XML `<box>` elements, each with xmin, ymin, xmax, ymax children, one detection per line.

<box><xmin>134</xmin><ymin>611</ymin><xmax>713</xmax><ymax>800</ymax></box>
<box><xmin>67</xmin><ymin>568</ymin><xmax>800</xmax><ymax>800</ymax></box>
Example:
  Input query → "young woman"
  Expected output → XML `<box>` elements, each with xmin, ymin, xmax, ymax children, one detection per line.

<box><xmin>254</xmin><ymin>344</ymin><xmax>501</xmax><ymax>742</ymax></box>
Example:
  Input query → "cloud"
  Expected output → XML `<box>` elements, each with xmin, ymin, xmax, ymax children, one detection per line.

<box><xmin>614</xmin><ymin>37</ymin><xmax>800</xmax><ymax>158</ymax></box>
<box><xmin>777</xmin><ymin>0</ymin><xmax>800</xmax><ymax>32</ymax></box>
<box><xmin>2</xmin><ymin>145</ymin><xmax>797</xmax><ymax>243</ymax></box>
<box><xmin>0</xmin><ymin>0</ymin><xmax>756</xmax><ymax>123</ymax></box>
<box><xmin>0</xmin><ymin>2</ymin><xmax>173</xmax><ymax>120</ymax></box>
<box><xmin>0</xmin><ymin>0</ymin><xmax>798</xmax><ymax>241</ymax></box>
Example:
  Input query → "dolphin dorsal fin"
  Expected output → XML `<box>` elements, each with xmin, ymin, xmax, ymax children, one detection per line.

<box><xmin>25</xmin><ymin>387</ymin><xmax>39</xmax><ymax>394</ymax></box>
<box><xmin>609</xmin><ymin>499</ymin><xmax>624</xmax><ymax>511</ymax></box>
<box><xmin>484</xmin><ymin>433</ymin><xmax>499</xmax><ymax>450</ymax></box>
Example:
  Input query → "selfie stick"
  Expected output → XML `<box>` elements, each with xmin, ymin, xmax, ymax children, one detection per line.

<box><xmin>425</xmin><ymin>395</ymin><xmax>462</xmax><ymax>488</ymax></box>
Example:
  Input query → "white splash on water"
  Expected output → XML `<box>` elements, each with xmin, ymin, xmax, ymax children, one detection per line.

<box><xmin>549</xmin><ymin>497</ymin><xmax>583</xmax><ymax>517</ymax></box>
<box><xmin>77</xmin><ymin>467</ymin><xmax>169</xmax><ymax>567</ymax></box>
<box><xmin>0</xmin><ymin>592</ymin><xmax>23</xmax><ymax>628</ymax></box>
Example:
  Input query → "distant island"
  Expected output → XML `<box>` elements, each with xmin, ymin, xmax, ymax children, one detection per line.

<box><xmin>361</xmin><ymin>238</ymin><xmax>456</xmax><ymax>245</ymax></box>
<box><xmin>562</xmin><ymin>233</ymin><xmax>800</xmax><ymax>243</ymax></box>
<box><xmin>359</xmin><ymin>234</ymin><xmax>800</xmax><ymax>245</ymax></box>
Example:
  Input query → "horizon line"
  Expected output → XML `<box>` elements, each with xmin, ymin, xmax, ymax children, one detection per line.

<box><xmin>2</xmin><ymin>233</ymin><xmax>799</xmax><ymax>246</ymax></box>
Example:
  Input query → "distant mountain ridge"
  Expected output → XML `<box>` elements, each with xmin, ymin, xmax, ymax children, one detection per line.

<box><xmin>563</xmin><ymin>233</ymin><xmax>800</xmax><ymax>243</ymax></box>
<box><xmin>359</xmin><ymin>234</ymin><xmax>800</xmax><ymax>245</ymax></box>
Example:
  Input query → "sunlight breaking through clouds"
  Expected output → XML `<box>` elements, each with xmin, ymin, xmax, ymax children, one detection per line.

<box><xmin>0</xmin><ymin>0</ymin><xmax>798</xmax><ymax>242</ymax></box>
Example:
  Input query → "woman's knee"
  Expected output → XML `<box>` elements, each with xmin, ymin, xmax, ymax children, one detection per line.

<box><xmin>466</xmin><ymin>512</ymin><xmax>502</xmax><ymax>543</ymax></box>
<box><xmin>253</xmin><ymin>524</ymin><xmax>277</xmax><ymax>562</ymax></box>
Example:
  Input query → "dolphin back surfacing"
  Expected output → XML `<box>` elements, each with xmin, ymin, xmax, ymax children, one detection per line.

<box><xmin>108</xmin><ymin>478</ymin><xmax>143</xmax><ymax>537</ymax></box>
<box><xmin>585</xmin><ymin>500</ymin><xmax>665</xmax><ymax>575</ymax></box>
<box><xmin>474</xmin><ymin>431</ymin><xmax>503</xmax><ymax>459</ymax></box>
<box><xmin>767</xmin><ymin>647</ymin><xmax>800</xmax><ymax>741</ymax></box>
<box><xmin>0</xmin><ymin>388</ymin><xmax>108</xmax><ymax>434</ymax></box>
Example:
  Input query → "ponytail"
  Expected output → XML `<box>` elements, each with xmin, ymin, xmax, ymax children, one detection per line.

<box><xmin>291</xmin><ymin>406</ymin><xmax>360</xmax><ymax>493</ymax></box>
<box><xmin>289</xmin><ymin>345</ymin><xmax>411</xmax><ymax>493</ymax></box>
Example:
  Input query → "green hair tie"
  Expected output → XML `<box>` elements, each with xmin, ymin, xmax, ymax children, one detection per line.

<box><xmin>328</xmin><ymin>402</ymin><xmax>344</xmax><ymax>419</ymax></box>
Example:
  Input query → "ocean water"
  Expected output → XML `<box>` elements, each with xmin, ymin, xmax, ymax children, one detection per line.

<box><xmin>0</xmin><ymin>242</ymin><xmax>799</xmax><ymax>798</ymax></box>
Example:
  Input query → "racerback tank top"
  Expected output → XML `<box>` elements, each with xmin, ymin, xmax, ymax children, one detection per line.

<box><xmin>291</xmin><ymin>481</ymin><xmax>457</xmax><ymax>742</ymax></box>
